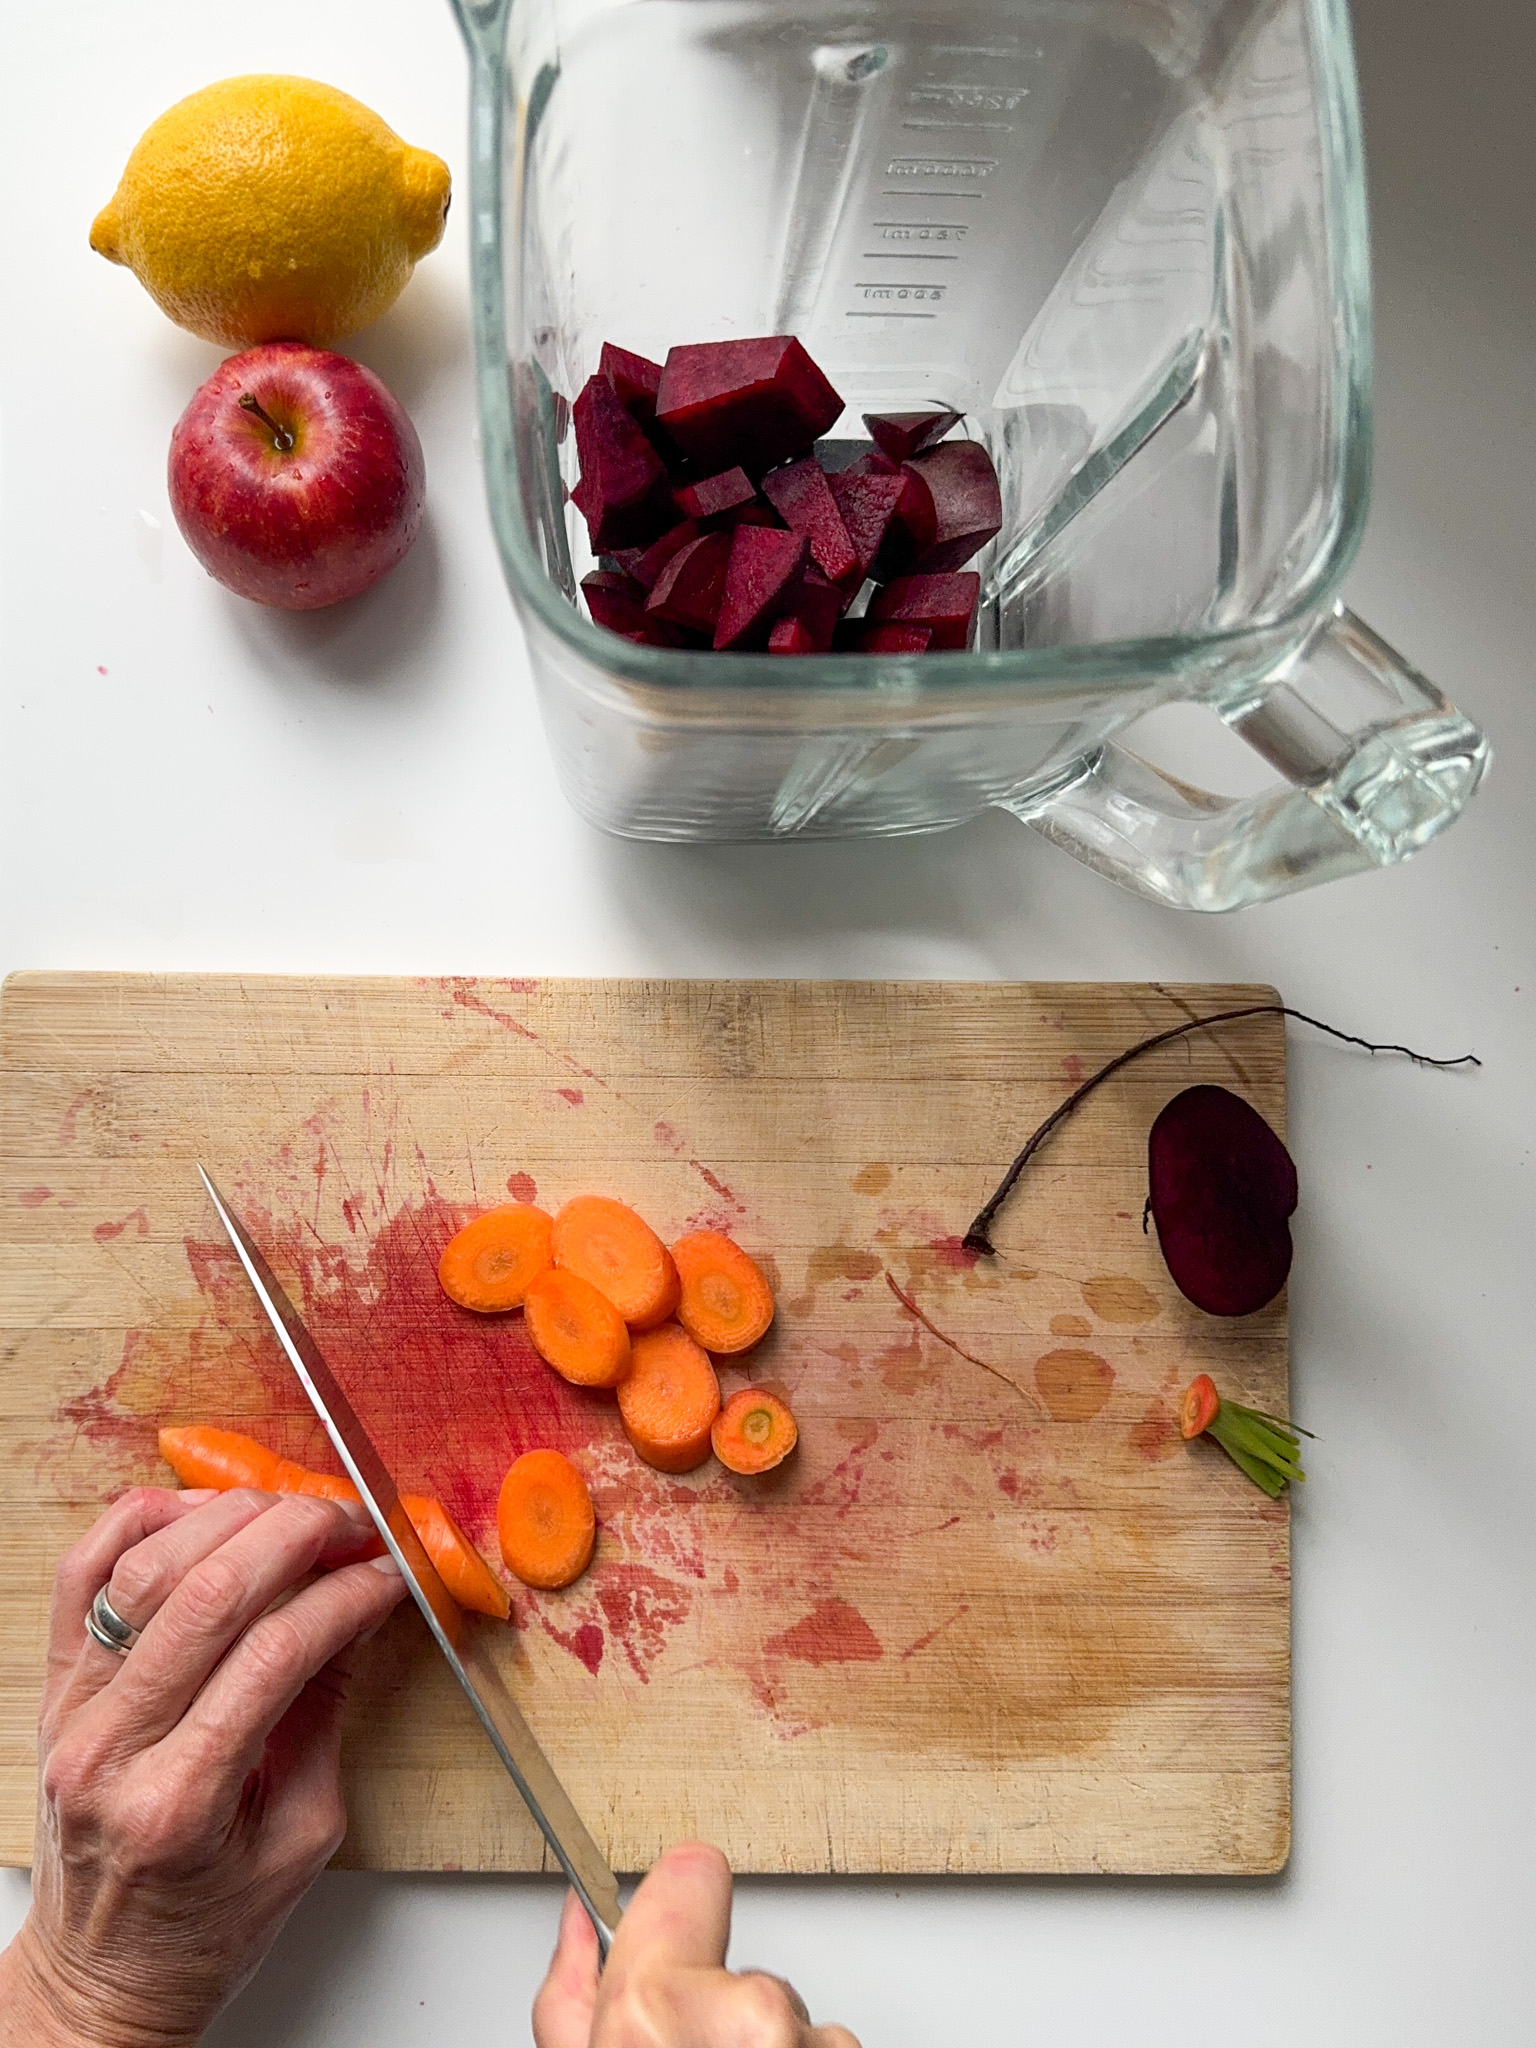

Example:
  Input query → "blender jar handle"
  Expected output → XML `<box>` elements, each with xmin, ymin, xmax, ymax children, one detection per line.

<box><xmin>1009</xmin><ymin>604</ymin><xmax>1490</xmax><ymax>912</ymax></box>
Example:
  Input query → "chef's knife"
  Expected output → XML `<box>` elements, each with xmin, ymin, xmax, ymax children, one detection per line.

<box><xmin>196</xmin><ymin>1166</ymin><xmax>623</xmax><ymax>1956</ymax></box>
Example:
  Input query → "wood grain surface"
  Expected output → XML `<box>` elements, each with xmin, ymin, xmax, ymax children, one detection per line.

<box><xmin>0</xmin><ymin>974</ymin><xmax>1291</xmax><ymax>1876</ymax></box>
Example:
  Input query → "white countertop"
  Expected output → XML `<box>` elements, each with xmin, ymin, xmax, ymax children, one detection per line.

<box><xmin>3</xmin><ymin>1</ymin><xmax>1533</xmax><ymax>2041</ymax></box>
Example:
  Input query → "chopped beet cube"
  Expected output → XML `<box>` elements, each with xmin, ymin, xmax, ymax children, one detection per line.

<box><xmin>860</xmin><ymin>621</ymin><xmax>932</xmax><ymax>654</ymax></box>
<box><xmin>761</xmin><ymin>458</ymin><xmax>860</xmax><ymax>591</ymax></box>
<box><xmin>673</xmin><ymin>466</ymin><xmax>757</xmax><ymax>522</ymax></box>
<box><xmin>784</xmin><ymin>565</ymin><xmax>843</xmax><ymax>651</ymax></box>
<box><xmin>581</xmin><ymin>569</ymin><xmax>649</xmax><ymax>635</ymax></box>
<box><xmin>906</xmin><ymin>440</ymin><xmax>1002</xmax><ymax>572</ymax></box>
<box><xmin>1148</xmin><ymin>1085</ymin><xmax>1298</xmax><ymax>1317</ymax></box>
<box><xmin>656</xmin><ymin>337</ymin><xmax>844</xmax><ymax>476</ymax></box>
<box><xmin>768</xmin><ymin>617</ymin><xmax>817</xmax><ymax>655</ymax></box>
<box><xmin>867</xmin><ymin>571</ymin><xmax>980</xmax><ymax>650</ymax></box>
<box><xmin>599</xmin><ymin>342</ymin><xmax>664</xmax><ymax>426</ymax></box>
<box><xmin>571</xmin><ymin>374</ymin><xmax>674</xmax><ymax>550</ymax></box>
<box><xmin>716</xmin><ymin>499</ymin><xmax>784</xmax><ymax>529</ymax></box>
<box><xmin>646</xmin><ymin>530</ymin><xmax>733</xmax><ymax>637</ymax></box>
<box><xmin>871</xmin><ymin>465</ymin><xmax>939</xmax><ymax>582</ymax></box>
<box><xmin>615</xmin><ymin>518</ymin><xmax>702</xmax><ymax>592</ymax></box>
<box><xmin>825</xmin><ymin>469</ymin><xmax>907</xmax><ymax>582</ymax></box>
<box><xmin>862</xmin><ymin>409</ymin><xmax>963</xmax><ymax>463</ymax></box>
<box><xmin>843</xmin><ymin>447</ymin><xmax>900</xmax><ymax>478</ymax></box>
<box><xmin>713</xmin><ymin>527</ymin><xmax>809</xmax><ymax>650</ymax></box>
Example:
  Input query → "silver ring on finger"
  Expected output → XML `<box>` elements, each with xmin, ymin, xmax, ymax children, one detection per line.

<box><xmin>85</xmin><ymin>1583</ymin><xmax>141</xmax><ymax>1657</ymax></box>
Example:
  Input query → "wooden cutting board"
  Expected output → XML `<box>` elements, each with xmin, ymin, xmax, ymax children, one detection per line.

<box><xmin>0</xmin><ymin>974</ymin><xmax>1290</xmax><ymax>1876</ymax></box>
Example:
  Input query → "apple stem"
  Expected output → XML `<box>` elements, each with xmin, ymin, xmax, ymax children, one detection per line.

<box><xmin>238</xmin><ymin>392</ymin><xmax>295</xmax><ymax>451</ymax></box>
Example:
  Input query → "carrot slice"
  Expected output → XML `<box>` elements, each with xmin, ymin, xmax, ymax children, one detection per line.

<box><xmin>158</xmin><ymin>1425</ymin><xmax>286</xmax><ymax>1492</ymax></box>
<box><xmin>617</xmin><ymin>1322</ymin><xmax>721</xmax><ymax>1473</ymax></box>
<box><xmin>524</xmin><ymin>1267</ymin><xmax>632</xmax><ymax>1389</ymax></box>
<box><xmin>438</xmin><ymin>1202</ymin><xmax>554</xmax><ymax>1313</ymax></box>
<box><xmin>711</xmin><ymin>1386</ymin><xmax>798</xmax><ymax>1474</ymax></box>
<box><xmin>672</xmin><ymin>1231</ymin><xmax>775</xmax><ymax>1354</ymax></box>
<box><xmin>497</xmin><ymin>1451</ymin><xmax>596</xmax><ymax>1590</ymax></box>
<box><xmin>398</xmin><ymin>1493</ymin><xmax>512</xmax><ymax>1618</ymax></box>
<box><xmin>551</xmin><ymin>1194</ymin><xmax>680</xmax><ymax>1330</ymax></box>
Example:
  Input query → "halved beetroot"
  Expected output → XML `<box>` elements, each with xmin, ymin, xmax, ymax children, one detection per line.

<box><xmin>762</xmin><ymin>459</ymin><xmax>860</xmax><ymax>591</ymax></box>
<box><xmin>866</xmin><ymin>571</ymin><xmax>980</xmax><ymax>650</ymax></box>
<box><xmin>783</xmin><ymin>564</ymin><xmax>844</xmax><ymax>651</ymax></box>
<box><xmin>600</xmin><ymin>343</ymin><xmax>664</xmax><ymax>426</ymax></box>
<box><xmin>713</xmin><ymin>527</ymin><xmax>809</xmax><ymax>650</ymax></box>
<box><xmin>612</xmin><ymin>518</ymin><xmax>702</xmax><ymax>592</ymax></box>
<box><xmin>768</xmin><ymin>617</ymin><xmax>816</xmax><ymax>654</ymax></box>
<box><xmin>906</xmin><ymin>441</ymin><xmax>1002</xmax><ymax>572</ymax></box>
<box><xmin>572</xmin><ymin>374</ymin><xmax>674</xmax><ymax>550</ymax></box>
<box><xmin>581</xmin><ymin>570</ymin><xmax>649</xmax><ymax>635</ymax></box>
<box><xmin>863</xmin><ymin>409</ymin><xmax>963</xmax><ymax>463</ymax></box>
<box><xmin>860</xmin><ymin>621</ymin><xmax>932</xmax><ymax>654</ymax></box>
<box><xmin>645</xmin><ymin>529</ymin><xmax>732</xmax><ymax>638</ymax></box>
<box><xmin>656</xmin><ymin>337</ymin><xmax>844</xmax><ymax>476</ymax></box>
<box><xmin>826</xmin><ymin>469</ymin><xmax>907</xmax><ymax>582</ymax></box>
<box><xmin>1147</xmin><ymin>1085</ymin><xmax>1298</xmax><ymax>1317</ymax></box>
<box><xmin>673</xmin><ymin>467</ymin><xmax>757</xmax><ymax>522</ymax></box>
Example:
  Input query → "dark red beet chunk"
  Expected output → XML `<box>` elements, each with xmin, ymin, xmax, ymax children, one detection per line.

<box><xmin>646</xmin><ymin>530</ymin><xmax>732</xmax><ymax>638</ymax></box>
<box><xmin>656</xmin><ymin>337</ymin><xmax>844</xmax><ymax>476</ymax></box>
<box><xmin>860</xmin><ymin>621</ymin><xmax>932</xmax><ymax>654</ymax></box>
<box><xmin>718</xmin><ymin>499</ymin><xmax>785</xmax><ymax>529</ymax></box>
<box><xmin>768</xmin><ymin>617</ymin><xmax>816</xmax><ymax>654</ymax></box>
<box><xmin>872</xmin><ymin>465</ymin><xmax>938</xmax><ymax>582</ymax></box>
<box><xmin>673</xmin><ymin>467</ymin><xmax>756</xmax><ymax>522</ymax></box>
<box><xmin>572</xmin><ymin>374</ymin><xmax>674</xmax><ymax>550</ymax></box>
<box><xmin>906</xmin><ymin>440</ymin><xmax>1002</xmax><ymax>572</ymax></box>
<box><xmin>863</xmin><ymin>409</ymin><xmax>963</xmax><ymax>463</ymax></box>
<box><xmin>613</xmin><ymin>518</ymin><xmax>702</xmax><ymax>592</ymax></box>
<box><xmin>1147</xmin><ymin>1085</ymin><xmax>1298</xmax><ymax>1317</ymax></box>
<box><xmin>581</xmin><ymin>570</ymin><xmax>649</xmax><ymax>634</ymax></box>
<box><xmin>867</xmin><ymin>571</ymin><xmax>980</xmax><ymax>650</ymax></box>
<box><xmin>762</xmin><ymin>458</ymin><xmax>860</xmax><ymax>591</ymax></box>
<box><xmin>826</xmin><ymin>469</ymin><xmax>907</xmax><ymax>582</ymax></box>
<box><xmin>713</xmin><ymin>527</ymin><xmax>809</xmax><ymax>650</ymax></box>
<box><xmin>784</xmin><ymin>564</ymin><xmax>843</xmax><ymax>651</ymax></box>
<box><xmin>600</xmin><ymin>343</ymin><xmax>664</xmax><ymax>426</ymax></box>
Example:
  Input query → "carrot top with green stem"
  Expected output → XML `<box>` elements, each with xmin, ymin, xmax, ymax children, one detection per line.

<box><xmin>1180</xmin><ymin>1373</ymin><xmax>1310</xmax><ymax>1497</ymax></box>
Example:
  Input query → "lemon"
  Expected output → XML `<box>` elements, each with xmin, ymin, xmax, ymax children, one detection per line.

<box><xmin>90</xmin><ymin>75</ymin><xmax>451</xmax><ymax>348</ymax></box>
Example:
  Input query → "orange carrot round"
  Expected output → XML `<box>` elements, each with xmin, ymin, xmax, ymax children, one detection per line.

<box><xmin>158</xmin><ymin>1424</ymin><xmax>286</xmax><ymax>1492</ymax></box>
<box><xmin>438</xmin><ymin>1203</ymin><xmax>554</xmax><ymax>1313</ymax></box>
<box><xmin>672</xmin><ymin>1231</ymin><xmax>775</xmax><ymax>1354</ymax></box>
<box><xmin>524</xmin><ymin>1267</ymin><xmax>632</xmax><ymax>1389</ymax></box>
<box><xmin>401</xmin><ymin>1493</ymin><xmax>511</xmax><ymax>1619</ymax></box>
<box><xmin>617</xmin><ymin>1322</ymin><xmax>721</xmax><ymax>1473</ymax></box>
<box><xmin>711</xmin><ymin>1386</ymin><xmax>798</xmax><ymax>1475</ymax></box>
<box><xmin>497</xmin><ymin>1451</ymin><xmax>596</xmax><ymax>1590</ymax></box>
<box><xmin>552</xmin><ymin>1194</ymin><xmax>680</xmax><ymax>1330</ymax></box>
<box><xmin>1180</xmin><ymin>1373</ymin><xmax>1221</xmax><ymax>1440</ymax></box>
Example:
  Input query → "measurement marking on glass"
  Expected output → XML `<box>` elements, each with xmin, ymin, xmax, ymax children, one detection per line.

<box><xmin>901</xmin><ymin>119</ymin><xmax>1016</xmax><ymax>132</ymax></box>
<box><xmin>881</xmin><ymin>190</ymin><xmax>986</xmax><ymax>200</ymax></box>
<box><xmin>887</xmin><ymin>157</ymin><xmax>997</xmax><ymax>179</ymax></box>
<box><xmin>845</xmin><ymin>311</ymin><xmax>939</xmax><ymax>319</ymax></box>
<box><xmin>908</xmin><ymin>85</ymin><xmax>1028</xmax><ymax>111</ymax></box>
<box><xmin>860</xmin><ymin>251</ymin><xmax>960</xmax><ymax>261</ymax></box>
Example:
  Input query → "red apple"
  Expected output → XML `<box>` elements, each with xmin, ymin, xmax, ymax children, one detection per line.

<box><xmin>168</xmin><ymin>342</ymin><xmax>425</xmax><ymax>609</ymax></box>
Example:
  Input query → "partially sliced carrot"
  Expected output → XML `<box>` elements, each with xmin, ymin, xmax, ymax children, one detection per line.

<box><xmin>552</xmin><ymin>1194</ymin><xmax>680</xmax><ymax>1330</ymax></box>
<box><xmin>711</xmin><ymin>1386</ymin><xmax>798</xmax><ymax>1475</ymax></box>
<box><xmin>617</xmin><ymin>1322</ymin><xmax>721</xmax><ymax>1473</ymax></box>
<box><xmin>1180</xmin><ymin>1373</ymin><xmax>1220</xmax><ymax>1440</ymax></box>
<box><xmin>524</xmin><ymin>1267</ymin><xmax>632</xmax><ymax>1388</ymax></box>
<box><xmin>296</xmin><ymin>1469</ymin><xmax>363</xmax><ymax>1504</ymax></box>
<box><xmin>672</xmin><ymin>1231</ymin><xmax>775</xmax><ymax>1354</ymax></box>
<box><xmin>158</xmin><ymin>1425</ymin><xmax>285</xmax><ymax>1492</ymax></box>
<box><xmin>401</xmin><ymin>1493</ymin><xmax>512</xmax><ymax>1618</ymax></box>
<box><xmin>438</xmin><ymin>1202</ymin><xmax>554</xmax><ymax>1313</ymax></box>
<box><xmin>497</xmin><ymin>1451</ymin><xmax>596</xmax><ymax>1590</ymax></box>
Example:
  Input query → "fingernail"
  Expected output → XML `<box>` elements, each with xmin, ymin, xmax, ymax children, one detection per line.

<box><xmin>179</xmin><ymin>1488</ymin><xmax>221</xmax><ymax>1503</ymax></box>
<box><xmin>369</xmin><ymin>1553</ymin><xmax>403</xmax><ymax>1576</ymax></box>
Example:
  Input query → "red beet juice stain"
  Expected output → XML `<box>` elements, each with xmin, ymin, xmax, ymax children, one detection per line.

<box><xmin>764</xmin><ymin>1597</ymin><xmax>883</xmax><ymax>1666</ymax></box>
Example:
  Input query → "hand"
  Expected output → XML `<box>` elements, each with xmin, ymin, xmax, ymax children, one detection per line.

<box><xmin>0</xmin><ymin>1484</ymin><xmax>409</xmax><ymax>2048</ymax></box>
<box><xmin>534</xmin><ymin>1841</ymin><xmax>862</xmax><ymax>2048</ymax></box>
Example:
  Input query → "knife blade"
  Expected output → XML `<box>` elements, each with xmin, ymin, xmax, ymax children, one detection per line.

<box><xmin>196</xmin><ymin>1165</ymin><xmax>623</xmax><ymax>1955</ymax></box>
